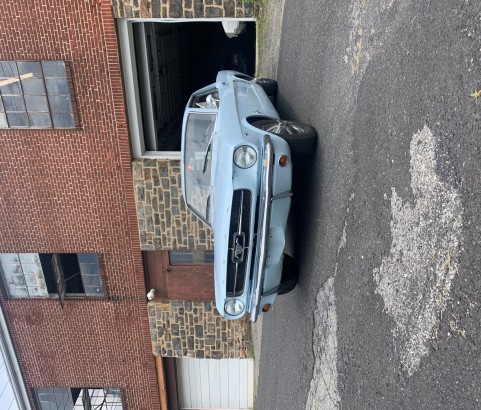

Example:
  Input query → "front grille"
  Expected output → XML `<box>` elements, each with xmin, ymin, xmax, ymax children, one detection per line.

<box><xmin>226</xmin><ymin>189</ymin><xmax>252</xmax><ymax>296</ymax></box>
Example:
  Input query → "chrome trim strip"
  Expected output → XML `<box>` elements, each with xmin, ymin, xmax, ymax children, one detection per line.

<box><xmin>232</xmin><ymin>190</ymin><xmax>243</xmax><ymax>293</ymax></box>
<box><xmin>250</xmin><ymin>135</ymin><xmax>274</xmax><ymax>322</ymax></box>
<box><xmin>272</xmin><ymin>191</ymin><xmax>293</xmax><ymax>201</ymax></box>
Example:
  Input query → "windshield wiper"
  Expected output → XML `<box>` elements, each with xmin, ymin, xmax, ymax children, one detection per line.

<box><xmin>205</xmin><ymin>190</ymin><xmax>211</xmax><ymax>221</ymax></box>
<box><xmin>202</xmin><ymin>122</ymin><xmax>216</xmax><ymax>174</ymax></box>
<box><xmin>202</xmin><ymin>142</ymin><xmax>212</xmax><ymax>173</ymax></box>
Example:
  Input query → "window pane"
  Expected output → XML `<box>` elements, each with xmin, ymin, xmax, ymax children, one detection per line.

<box><xmin>52</xmin><ymin>112</ymin><xmax>74</xmax><ymax>128</ymax></box>
<box><xmin>45</xmin><ymin>78</ymin><xmax>69</xmax><ymax>95</ymax></box>
<box><xmin>78</xmin><ymin>263</ymin><xmax>100</xmax><ymax>275</ymax></box>
<box><xmin>82</xmin><ymin>274</ymin><xmax>101</xmax><ymax>287</ymax></box>
<box><xmin>5</xmin><ymin>284</ymin><xmax>28</xmax><ymax>298</ymax></box>
<box><xmin>41</xmin><ymin>60</ymin><xmax>67</xmax><ymax>78</ymax></box>
<box><xmin>3</xmin><ymin>95</ymin><xmax>25</xmax><ymax>111</ymax></box>
<box><xmin>79</xmin><ymin>253</ymin><xmax>103</xmax><ymax>297</ymax></box>
<box><xmin>29</xmin><ymin>112</ymin><xmax>52</xmax><ymax>128</ymax></box>
<box><xmin>169</xmin><ymin>251</ymin><xmax>214</xmax><ymax>265</ymax></box>
<box><xmin>36</xmin><ymin>388</ymin><xmax>74</xmax><ymax>410</ymax></box>
<box><xmin>0</xmin><ymin>61</ymin><xmax>18</xmax><ymax>77</ymax></box>
<box><xmin>0</xmin><ymin>254</ymin><xmax>22</xmax><ymax>300</ymax></box>
<box><xmin>21</xmin><ymin>264</ymin><xmax>43</xmax><ymax>276</ymax></box>
<box><xmin>0</xmin><ymin>253</ymin><xmax>20</xmax><ymax>266</ymax></box>
<box><xmin>18</xmin><ymin>253</ymin><xmax>39</xmax><ymax>264</ymax></box>
<box><xmin>25</xmin><ymin>95</ymin><xmax>49</xmax><ymax>112</ymax></box>
<box><xmin>6</xmin><ymin>112</ymin><xmax>29</xmax><ymax>127</ymax></box>
<box><xmin>3</xmin><ymin>273</ymin><xmax>26</xmax><ymax>287</ymax></box>
<box><xmin>17</xmin><ymin>61</ymin><xmax>43</xmax><ymax>78</ymax></box>
<box><xmin>0</xmin><ymin>81</ymin><xmax>22</xmax><ymax>95</ymax></box>
<box><xmin>0</xmin><ymin>253</ymin><xmax>48</xmax><ymax>298</ymax></box>
<box><xmin>85</xmin><ymin>286</ymin><xmax>104</xmax><ymax>297</ymax></box>
<box><xmin>48</xmin><ymin>95</ymin><xmax>72</xmax><ymax>113</ymax></box>
<box><xmin>21</xmin><ymin>78</ymin><xmax>46</xmax><ymax>95</ymax></box>
<box><xmin>77</xmin><ymin>253</ymin><xmax>98</xmax><ymax>264</ymax></box>
<box><xmin>23</xmin><ymin>271</ymin><xmax>46</xmax><ymax>287</ymax></box>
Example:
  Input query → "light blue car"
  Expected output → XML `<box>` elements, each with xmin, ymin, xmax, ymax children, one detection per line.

<box><xmin>181</xmin><ymin>71</ymin><xmax>317</xmax><ymax>322</ymax></box>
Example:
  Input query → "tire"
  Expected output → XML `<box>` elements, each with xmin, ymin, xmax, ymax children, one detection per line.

<box><xmin>252</xmin><ymin>119</ymin><xmax>317</xmax><ymax>157</ymax></box>
<box><xmin>255</xmin><ymin>78</ymin><xmax>278</xmax><ymax>97</ymax></box>
<box><xmin>278</xmin><ymin>254</ymin><xmax>298</xmax><ymax>295</ymax></box>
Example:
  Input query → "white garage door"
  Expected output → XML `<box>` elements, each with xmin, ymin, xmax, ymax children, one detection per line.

<box><xmin>176</xmin><ymin>358</ymin><xmax>254</xmax><ymax>409</ymax></box>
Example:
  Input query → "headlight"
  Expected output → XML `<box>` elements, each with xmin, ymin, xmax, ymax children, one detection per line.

<box><xmin>233</xmin><ymin>146</ymin><xmax>257</xmax><ymax>169</ymax></box>
<box><xmin>224</xmin><ymin>299</ymin><xmax>245</xmax><ymax>316</ymax></box>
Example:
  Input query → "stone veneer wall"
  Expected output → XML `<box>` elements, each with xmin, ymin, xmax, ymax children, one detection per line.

<box><xmin>113</xmin><ymin>0</ymin><xmax>260</xmax><ymax>19</ymax></box>
<box><xmin>133</xmin><ymin>159</ymin><xmax>213</xmax><ymax>251</ymax></box>
<box><xmin>149</xmin><ymin>301</ymin><xmax>251</xmax><ymax>359</ymax></box>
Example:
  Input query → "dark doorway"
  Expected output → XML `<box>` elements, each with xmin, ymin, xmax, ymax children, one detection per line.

<box><xmin>132</xmin><ymin>21</ymin><xmax>256</xmax><ymax>152</ymax></box>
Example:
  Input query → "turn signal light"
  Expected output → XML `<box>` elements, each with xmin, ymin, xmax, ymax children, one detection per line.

<box><xmin>278</xmin><ymin>155</ymin><xmax>289</xmax><ymax>167</ymax></box>
<box><xmin>262</xmin><ymin>304</ymin><xmax>271</xmax><ymax>313</ymax></box>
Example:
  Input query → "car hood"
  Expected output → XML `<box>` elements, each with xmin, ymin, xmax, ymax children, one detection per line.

<box><xmin>211</xmin><ymin>139</ymin><xmax>235</xmax><ymax>313</ymax></box>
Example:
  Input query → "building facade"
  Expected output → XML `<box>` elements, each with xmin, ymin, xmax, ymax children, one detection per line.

<box><xmin>0</xmin><ymin>1</ymin><xmax>258</xmax><ymax>409</ymax></box>
<box><xmin>0</xmin><ymin>0</ymin><xmax>159</xmax><ymax>408</ymax></box>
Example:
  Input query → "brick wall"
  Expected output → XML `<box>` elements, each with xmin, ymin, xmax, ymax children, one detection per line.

<box><xmin>113</xmin><ymin>0</ymin><xmax>260</xmax><ymax>19</ymax></box>
<box><xmin>133</xmin><ymin>159</ymin><xmax>213</xmax><ymax>251</ymax></box>
<box><xmin>0</xmin><ymin>2</ymin><xmax>158</xmax><ymax>409</ymax></box>
<box><xmin>148</xmin><ymin>301</ymin><xmax>251</xmax><ymax>359</ymax></box>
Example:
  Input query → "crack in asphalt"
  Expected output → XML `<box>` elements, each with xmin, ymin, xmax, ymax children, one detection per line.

<box><xmin>305</xmin><ymin>277</ymin><xmax>340</xmax><ymax>410</ymax></box>
<box><xmin>373</xmin><ymin>125</ymin><xmax>464</xmax><ymax>376</ymax></box>
<box><xmin>305</xmin><ymin>194</ymin><xmax>354</xmax><ymax>410</ymax></box>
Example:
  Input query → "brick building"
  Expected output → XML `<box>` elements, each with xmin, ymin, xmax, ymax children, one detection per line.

<box><xmin>0</xmin><ymin>1</ymin><xmax>258</xmax><ymax>409</ymax></box>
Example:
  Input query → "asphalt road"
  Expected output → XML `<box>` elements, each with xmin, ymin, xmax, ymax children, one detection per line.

<box><xmin>256</xmin><ymin>1</ymin><xmax>481</xmax><ymax>409</ymax></box>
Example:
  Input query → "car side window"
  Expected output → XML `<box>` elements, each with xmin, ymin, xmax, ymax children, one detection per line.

<box><xmin>190</xmin><ymin>90</ymin><xmax>219</xmax><ymax>109</ymax></box>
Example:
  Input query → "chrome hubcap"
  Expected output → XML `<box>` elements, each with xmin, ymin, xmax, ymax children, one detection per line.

<box><xmin>262</xmin><ymin>121</ymin><xmax>303</xmax><ymax>136</ymax></box>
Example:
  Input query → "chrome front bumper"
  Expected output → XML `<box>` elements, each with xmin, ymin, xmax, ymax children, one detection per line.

<box><xmin>249</xmin><ymin>135</ymin><xmax>292</xmax><ymax>323</ymax></box>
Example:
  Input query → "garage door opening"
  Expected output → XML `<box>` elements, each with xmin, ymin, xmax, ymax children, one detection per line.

<box><xmin>119</xmin><ymin>20</ymin><xmax>256</xmax><ymax>158</ymax></box>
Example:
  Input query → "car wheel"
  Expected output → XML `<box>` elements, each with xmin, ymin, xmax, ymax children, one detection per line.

<box><xmin>252</xmin><ymin>119</ymin><xmax>317</xmax><ymax>157</ymax></box>
<box><xmin>255</xmin><ymin>78</ymin><xmax>278</xmax><ymax>97</ymax></box>
<box><xmin>278</xmin><ymin>254</ymin><xmax>298</xmax><ymax>295</ymax></box>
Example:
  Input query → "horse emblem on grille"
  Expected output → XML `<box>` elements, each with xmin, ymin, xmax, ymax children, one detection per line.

<box><xmin>231</xmin><ymin>233</ymin><xmax>245</xmax><ymax>263</ymax></box>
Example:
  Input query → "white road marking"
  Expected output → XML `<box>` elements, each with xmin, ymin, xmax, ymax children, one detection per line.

<box><xmin>373</xmin><ymin>125</ymin><xmax>464</xmax><ymax>375</ymax></box>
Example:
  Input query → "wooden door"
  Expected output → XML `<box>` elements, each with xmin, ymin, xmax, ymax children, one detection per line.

<box><xmin>143</xmin><ymin>250</ymin><xmax>214</xmax><ymax>300</ymax></box>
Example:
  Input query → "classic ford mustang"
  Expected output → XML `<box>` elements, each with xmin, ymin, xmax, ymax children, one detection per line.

<box><xmin>181</xmin><ymin>71</ymin><xmax>317</xmax><ymax>322</ymax></box>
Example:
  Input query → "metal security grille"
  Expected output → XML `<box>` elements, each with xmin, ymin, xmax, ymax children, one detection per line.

<box><xmin>226</xmin><ymin>189</ymin><xmax>252</xmax><ymax>297</ymax></box>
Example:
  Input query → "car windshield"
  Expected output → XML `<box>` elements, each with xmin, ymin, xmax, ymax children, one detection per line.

<box><xmin>183</xmin><ymin>112</ymin><xmax>217</xmax><ymax>224</ymax></box>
